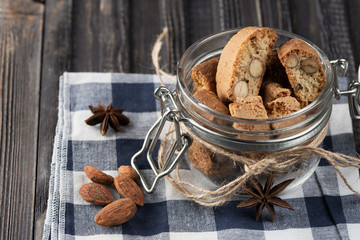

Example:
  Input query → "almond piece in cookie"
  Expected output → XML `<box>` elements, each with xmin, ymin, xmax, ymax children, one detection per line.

<box><xmin>278</xmin><ymin>38</ymin><xmax>325</xmax><ymax>107</ymax></box>
<box><xmin>216</xmin><ymin>27</ymin><xmax>277</xmax><ymax>103</ymax></box>
<box><xmin>192</xmin><ymin>58</ymin><xmax>218</xmax><ymax>94</ymax></box>
<box><xmin>193</xmin><ymin>89</ymin><xmax>230</xmax><ymax>115</ymax></box>
<box><xmin>229</xmin><ymin>96</ymin><xmax>269</xmax><ymax>131</ymax></box>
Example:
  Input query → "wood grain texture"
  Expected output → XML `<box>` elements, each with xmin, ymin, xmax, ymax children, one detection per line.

<box><xmin>260</xmin><ymin>0</ymin><xmax>292</xmax><ymax>31</ymax></box>
<box><xmin>162</xmin><ymin>0</ymin><xmax>262</xmax><ymax>73</ymax></box>
<box><xmin>288</xmin><ymin>0</ymin><xmax>324</xmax><ymax>48</ymax></box>
<box><xmin>0</xmin><ymin>1</ymin><xmax>359</xmax><ymax>239</ymax></box>
<box><xmin>346</xmin><ymin>0</ymin><xmax>360</xmax><ymax>68</ymax></box>
<box><xmin>71</xmin><ymin>0</ymin><xmax>131</xmax><ymax>72</ymax></box>
<box><xmin>290</xmin><ymin>0</ymin><xmax>356</xmax><ymax>79</ymax></box>
<box><xmin>346</xmin><ymin>0</ymin><xmax>360</xmax><ymax>153</ymax></box>
<box><xmin>222</xmin><ymin>0</ymin><xmax>261</xmax><ymax>29</ymax></box>
<box><xmin>34</xmin><ymin>1</ymin><xmax>72</xmax><ymax>239</ymax></box>
<box><xmin>0</xmin><ymin>1</ymin><xmax>44</xmax><ymax>240</ymax></box>
<box><xmin>161</xmin><ymin>0</ymin><xmax>186</xmax><ymax>73</ymax></box>
<box><xmin>129</xmin><ymin>0</ymin><xmax>163</xmax><ymax>73</ymax></box>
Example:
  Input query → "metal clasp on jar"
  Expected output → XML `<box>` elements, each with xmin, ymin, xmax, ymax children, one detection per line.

<box><xmin>131</xmin><ymin>86</ymin><xmax>191</xmax><ymax>193</ymax></box>
<box><xmin>331</xmin><ymin>59</ymin><xmax>360</xmax><ymax>119</ymax></box>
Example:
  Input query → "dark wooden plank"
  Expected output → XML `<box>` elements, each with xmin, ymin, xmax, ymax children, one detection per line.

<box><xmin>290</xmin><ymin>0</ymin><xmax>356</xmax><ymax>79</ymax></box>
<box><xmin>261</xmin><ymin>0</ymin><xmax>292</xmax><ymax>31</ymax></box>
<box><xmin>288</xmin><ymin>0</ymin><xmax>325</xmax><ymax>48</ymax></box>
<box><xmin>289</xmin><ymin>0</ymin><xmax>360</xmax><ymax>153</ymax></box>
<box><xmin>0</xmin><ymin>1</ymin><xmax>44</xmax><ymax>239</ymax></box>
<box><xmin>129</xmin><ymin>0</ymin><xmax>163</xmax><ymax>73</ymax></box>
<box><xmin>35</xmin><ymin>1</ymin><xmax>162</xmax><ymax>237</ymax></box>
<box><xmin>346</xmin><ymin>0</ymin><xmax>360</xmax><ymax>68</ymax></box>
<box><xmin>71</xmin><ymin>0</ymin><xmax>131</xmax><ymax>72</ymax></box>
<box><xmin>222</xmin><ymin>0</ymin><xmax>262</xmax><ymax>29</ymax></box>
<box><xmin>71</xmin><ymin>0</ymin><xmax>163</xmax><ymax>73</ymax></box>
<box><xmin>346</xmin><ymin>0</ymin><xmax>360</xmax><ymax>153</ymax></box>
<box><xmin>182</xmin><ymin>0</ymin><xmax>222</xmax><ymax>46</ymax></box>
<box><xmin>162</xmin><ymin>0</ymin><xmax>262</xmax><ymax>73</ymax></box>
<box><xmin>34</xmin><ymin>1</ymin><xmax>72</xmax><ymax>239</ymax></box>
<box><xmin>161</xmin><ymin>0</ymin><xmax>186</xmax><ymax>73</ymax></box>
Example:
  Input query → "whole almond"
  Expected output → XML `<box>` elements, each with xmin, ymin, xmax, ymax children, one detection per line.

<box><xmin>84</xmin><ymin>165</ymin><xmax>114</xmax><ymax>185</ymax></box>
<box><xmin>79</xmin><ymin>183</ymin><xmax>113</xmax><ymax>205</ymax></box>
<box><xmin>114</xmin><ymin>176</ymin><xmax>144</xmax><ymax>206</ymax></box>
<box><xmin>94</xmin><ymin>198</ymin><xmax>137</xmax><ymax>226</ymax></box>
<box><xmin>248</xmin><ymin>58</ymin><xmax>264</xmax><ymax>78</ymax></box>
<box><xmin>118</xmin><ymin>165</ymin><xmax>140</xmax><ymax>182</ymax></box>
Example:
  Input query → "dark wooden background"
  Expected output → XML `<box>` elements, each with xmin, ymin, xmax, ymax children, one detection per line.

<box><xmin>1</xmin><ymin>0</ymin><xmax>360</xmax><ymax>239</ymax></box>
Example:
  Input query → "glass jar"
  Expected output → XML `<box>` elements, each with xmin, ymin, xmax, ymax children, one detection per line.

<box><xmin>131</xmin><ymin>28</ymin><xmax>359</xmax><ymax>195</ymax></box>
<box><xmin>176</xmin><ymin>28</ymin><xmax>332</xmax><ymax>193</ymax></box>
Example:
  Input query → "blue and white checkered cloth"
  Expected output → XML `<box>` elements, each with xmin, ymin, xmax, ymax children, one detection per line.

<box><xmin>43</xmin><ymin>72</ymin><xmax>360</xmax><ymax>240</ymax></box>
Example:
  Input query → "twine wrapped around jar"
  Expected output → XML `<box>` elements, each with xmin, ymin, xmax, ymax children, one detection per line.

<box><xmin>152</xmin><ymin>27</ymin><xmax>360</xmax><ymax>207</ymax></box>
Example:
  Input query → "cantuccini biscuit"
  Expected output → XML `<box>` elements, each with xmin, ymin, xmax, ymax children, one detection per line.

<box><xmin>229</xmin><ymin>96</ymin><xmax>268</xmax><ymax>119</ymax></box>
<box><xmin>278</xmin><ymin>38</ymin><xmax>325</xmax><ymax>107</ymax></box>
<box><xmin>266</xmin><ymin>96</ymin><xmax>301</xmax><ymax>118</ymax></box>
<box><xmin>192</xmin><ymin>58</ymin><xmax>218</xmax><ymax>94</ymax></box>
<box><xmin>263</xmin><ymin>82</ymin><xmax>291</xmax><ymax>105</ymax></box>
<box><xmin>189</xmin><ymin>89</ymin><xmax>233</xmax><ymax>177</ymax></box>
<box><xmin>188</xmin><ymin>140</ymin><xmax>234</xmax><ymax>177</ymax></box>
<box><xmin>188</xmin><ymin>140</ymin><xmax>216</xmax><ymax>176</ymax></box>
<box><xmin>216</xmin><ymin>27</ymin><xmax>277</xmax><ymax>103</ymax></box>
<box><xmin>193</xmin><ymin>89</ymin><xmax>230</xmax><ymax>115</ymax></box>
<box><xmin>266</xmin><ymin>95</ymin><xmax>304</xmax><ymax>130</ymax></box>
<box><xmin>229</xmin><ymin>96</ymin><xmax>269</xmax><ymax>131</ymax></box>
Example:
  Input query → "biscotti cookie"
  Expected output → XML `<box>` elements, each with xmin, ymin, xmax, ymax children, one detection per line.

<box><xmin>263</xmin><ymin>82</ymin><xmax>291</xmax><ymax>105</ymax></box>
<box><xmin>278</xmin><ymin>38</ymin><xmax>325</xmax><ymax>107</ymax></box>
<box><xmin>216</xmin><ymin>27</ymin><xmax>277</xmax><ymax>103</ymax></box>
<box><xmin>266</xmin><ymin>96</ymin><xmax>300</xmax><ymax>118</ymax></box>
<box><xmin>188</xmin><ymin>140</ymin><xmax>216</xmax><ymax>176</ymax></box>
<box><xmin>229</xmin><ymin>96</ymin><xmax>268</xmax><ymax>119</ymax></box>
<box><xmin>188</xmin><ymin>140</ymin><xmax>233</xmax><ymax>177</ymax></box>
<box><xmin>193</xmin><ymin>89</ymin><xmax>230</xmax><ymax>115</ymax></box>
<box><xmin>192</xmin><ymin>58</ymin><xmax>218</xmax><ymax>94</ymax></box>
<box><xmin>229</xmin><ymin>96</ymin><xmax>269</xmax><ymax>131</ymax></box>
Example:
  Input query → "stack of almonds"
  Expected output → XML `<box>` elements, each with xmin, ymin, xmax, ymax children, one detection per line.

<box><xmin>188</xmin><ymin>26</ymin><xmax>326</xmax><ymax>176</ymax></box>
<box><xmin>79</xmin><ymin>165</ymin><xmax>144</xmax><ymax>226</ymax></box>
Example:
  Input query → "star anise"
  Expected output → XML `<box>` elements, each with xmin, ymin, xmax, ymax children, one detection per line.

<box><xmin>237</xmin><ymin>175</ymin><xmax>294</xmax><ymax>222</ymax></box>
<box><xmin>85</xmin><ymin>102</ymin><xmax>130</xmax><ymax>135</ymax></box>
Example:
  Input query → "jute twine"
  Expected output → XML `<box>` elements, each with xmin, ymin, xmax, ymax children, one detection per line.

<box><xmin>152</xmin><ymin>27</ymin><xmax>360</xmax><ymax>207</ymax></box>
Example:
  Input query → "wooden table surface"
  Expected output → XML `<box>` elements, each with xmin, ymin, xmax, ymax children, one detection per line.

<box><xmin>1</xmin><ymin>0</ymin><xmax>360</xmax><ymax>239</ymax></box>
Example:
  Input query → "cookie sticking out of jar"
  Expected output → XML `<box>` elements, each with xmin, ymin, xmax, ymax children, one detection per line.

<box><xmin>216</xmin><ymin>27</ymin><xmax>278</xmax><ymax>103</ymax></box>
<box><xmin>278</xmin><ymin>38</ymin><xmax>326</xmax><ymax>107</ymax></box>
